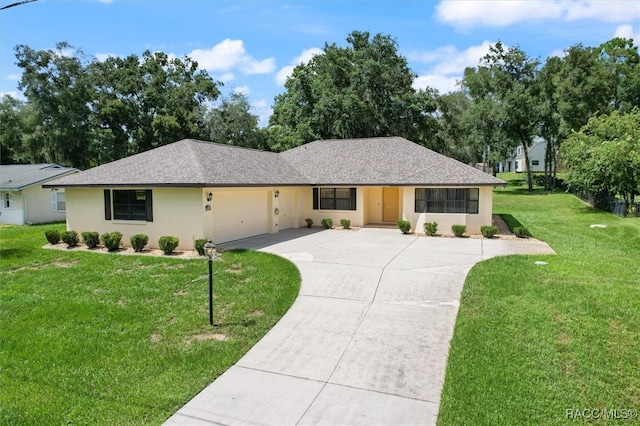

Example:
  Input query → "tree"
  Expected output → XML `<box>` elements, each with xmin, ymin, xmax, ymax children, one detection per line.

<box><xmin>463</xmin><ymin>42</ymin><xmax>539</xmax><ymax>185</ymax></box>
<box><xmin>536</xmin><ymin>55</ymin><xmax>563</xmax><ymax>190</ymax></box>
<box><xmin>204</xmin><ymin>92</ymin><xmax>260</xmax><ymax>148</ymax></box>
<box><xmin>564</xmin><ymin>109</ymin><xmax>640</xmax><ymax>208</ymax></box>
<box><xmin>15</xmin><ymin>42</ymin><xmax>93</xmax><ymax>168</ymax></box>
<box><xmin>270</xmin><ymin>31</ymin><xmax>438</xmax><ymax>146</ymax></box>
<box><xmin>13</xmin><ymin>43</ymin><xmax>220</xmax><ymax>168</ymax></box>
<box><xmin>86</xmin><ymin>51</ymin><xmax>220</xmax><ymax>163</ymax></box>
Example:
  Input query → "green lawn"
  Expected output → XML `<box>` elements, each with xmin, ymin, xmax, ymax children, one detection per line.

<box><xmin>0</xmin><ymin>224</ymin><xmax>300</xmax><ymax>425</ymax></box>
<box><xmin>438</xmin><ymin>175</ymin><xmax>640</xmax><ymax>425</ymax></box>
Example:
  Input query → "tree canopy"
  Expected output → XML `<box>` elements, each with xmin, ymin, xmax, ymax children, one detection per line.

<box><xmin>564</xmin><ymin>108</ymin><xmax>640</xmax><ymax>207</ymax></box>
<box><xmin>269</xmin><ymin>31</ymin><xmax>438</xmax><ymax>149</ymax></box>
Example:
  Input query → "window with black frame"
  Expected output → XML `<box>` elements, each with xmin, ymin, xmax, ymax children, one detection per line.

<box><xmin>415</xmin><ymin>188</ymin><xmax>479</xmax><ymax>214</ymax></box>
<box><xmin>109</xmin><ymin>190</ymin><xmax>153</xmax><ymax>221</ymax></box>
<box><xmin>313</xmin><ymin>187</ymin><xmax>356</xmax><ymax>210</ymax></box>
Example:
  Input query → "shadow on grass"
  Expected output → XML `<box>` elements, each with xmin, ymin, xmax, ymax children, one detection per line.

<box><xmin>498</xmin><ymin>214</ymin><xmax>533</xmax><ymax>237</ymax></box>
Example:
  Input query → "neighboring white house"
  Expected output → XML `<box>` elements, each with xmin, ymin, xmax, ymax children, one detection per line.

<box><xmin>0</xmin><ymin>164</ymin><xmax>79</xmax><ymax>225</ymax></box>
<box><xmin>499</xmin><ymin>139</ymin><xmax>547</xmax><ymax>173</ymax></box>
<box><xmin>45</xmin><ymin>137</ymin><xmax>506</xmax><ymax>249</ymax></box>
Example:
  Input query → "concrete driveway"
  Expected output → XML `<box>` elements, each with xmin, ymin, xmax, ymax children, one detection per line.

<box><xmin>164</xmin><ymin>228</ymin><xmax>554</xmax><ymax>425</ymax></box>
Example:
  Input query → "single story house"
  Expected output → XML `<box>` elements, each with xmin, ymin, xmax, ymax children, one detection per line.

<box><xmin>0</xmin><ymin>164</ymin><xmax>78</xmax><ymax>225</ymax></box>
<box><xmin>45</xmin><ymin>137</ymin><xmax>505</xmax><ymax>249</ymax></box>
<box><xmin>499</xmin><ymin>139</ymin><xmax>547</xmax><ymax>173</ymax></box>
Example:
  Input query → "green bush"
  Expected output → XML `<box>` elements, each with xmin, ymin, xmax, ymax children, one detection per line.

<box><xmin>159</xmin><ymin>236</ymin><xmax>180</xmax><ymax>255</ymax></box>
<box><xmin>61</xmin><ymin>230</ymin><xmax>79</xmax><ymax>247</ymax></box>
<box><xmin>451</xmin><ymin>224</ymin><xmax>466</xmax><ymax>237</ymax></box>
<box><xmin>340</xmin><ymin>219</ymin><xmax>351</xmax><ymax>229</ymax></box>
<box><xmin>480</xmin><ymin>225</ymin><xmax>498</xmax><ymax>238</ymax></box>
<box><xmin>101</xmin><ymin>231</ymin><xmax>123</xmax><ymax>252</ymax></box>
<box><xmin>194</xmin><ymin>238</ymin><xmax>208</xmax><ymax>256</ymax></box>
<box><xmin>305</xmin><ymin>218</ymin><xmax>313</xmax><ymax>228</ymax></box>
<box><xmin>513</xmin><ymin>226</ymin><xmax>530</xmax><ymax>238</ymax></box>
<box><xmin>321</xmin><ymin>218</ymin><xmax>333</xmax><ymax>229</ymax></box>
<box><xmin>81</xmin><ymin>231</ymin><xmax>100</xmax><ymax>249</ymax></box>
<box><xmin>396</xmin><ymin>220</ymin><xmax>411</xmax><ymax>234</ymax></box>
<box><xmin>45</xmin><ymin>229</ymin><xmax>60</xmax><ymax>245</ymax></box>
<box><xmin>424</xmin><ymin>221</ymin><xmax>438</xmax><ymax>236</ymax></box>
<box><xmin>130</xmin><ymin>234</ymin><xmax>149</xmax><ymax>252</ymax></box>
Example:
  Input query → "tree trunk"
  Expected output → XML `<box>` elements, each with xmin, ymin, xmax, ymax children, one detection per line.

<box><xmin>523</xmin><ymin>140</ymin><xmax>534</xmax><ymax>192</ymax></box>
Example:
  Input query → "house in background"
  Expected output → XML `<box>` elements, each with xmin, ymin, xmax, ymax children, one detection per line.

<box><xmin>499</xmin><ymin>139</ymin><xmax>547</xmax><ymax>173</ymax></box>
<box><xmin>0</xmin><ymin>164</ymin><xmax>79</xmax><ymax>225</ymax></box>
<box><xmin>45</xmin><ymin>137</ymin><xmax>505</xmax><ymax>249</ymax></box>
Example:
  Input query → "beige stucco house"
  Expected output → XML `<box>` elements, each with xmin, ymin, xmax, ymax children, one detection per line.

<box><xmin>44</xmin><ymin>137</ymin><xmax>505</xmax><ymax>250</ymax></box>
<box><xmin>0</xmin><ymin>164</ymin><xmax>78</xmax><ymax>225</ymax></box>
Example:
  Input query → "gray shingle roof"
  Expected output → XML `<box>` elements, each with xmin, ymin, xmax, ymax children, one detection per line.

<box><xmin>45</xmin><ymin>137</ymin><xmax>505</xmax><ymax>188</ymax></box>
<box><xmin>0</xmin><ymin>164</ymin><xmax>78</xmax><ymax>190</ymax></box>
<box><xmin>46</xmin><ymin>139</ymin><xmax>309</xmax><ymax>187</ymax></box>
<box><xmin>281</xmin><ymin>137</ymin><xmax>505</xmax><ymax>186</ymax></box>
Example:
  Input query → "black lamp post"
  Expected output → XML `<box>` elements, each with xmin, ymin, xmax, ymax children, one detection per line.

<box><xmin>204</xmin><ymin>239</ymin><xmax>216</xmax><ymax>325</ymax></box>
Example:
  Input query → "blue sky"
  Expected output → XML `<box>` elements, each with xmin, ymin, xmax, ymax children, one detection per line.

<box><xmin>1</xmin><ymin>0</ymin><xmax>639</xmax><ymax>125</ymax></box>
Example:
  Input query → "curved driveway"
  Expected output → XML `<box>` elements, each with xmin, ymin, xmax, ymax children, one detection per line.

<box><xmin>165</xmin><ymin>228</ymin><xmax>554</xmax><ymax>425</ymax></box>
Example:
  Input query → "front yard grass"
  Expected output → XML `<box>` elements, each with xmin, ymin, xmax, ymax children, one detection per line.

<box><xmin>438</xmin><ymin>178</ymin><xmax>640</xmax><ymax>425</ymax></box>
<box><xmin>0</xmin><ymin>224</ymin><xmax>300</xmax><ymax>425</ymax></box>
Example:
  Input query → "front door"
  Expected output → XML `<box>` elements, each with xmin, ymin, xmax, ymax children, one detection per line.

<box><xmin>382</xmin><ymin>187</ymin><xmax>399</xmax><ymax>222</ymax></box>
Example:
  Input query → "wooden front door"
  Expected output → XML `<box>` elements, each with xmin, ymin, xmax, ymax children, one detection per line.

<box><xmin>382</xmin><ymin>187</ymin><xmax>399</xmax><ymax>222</ymax></box>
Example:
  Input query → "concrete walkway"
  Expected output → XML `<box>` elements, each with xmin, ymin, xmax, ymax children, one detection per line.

<box><xmin>164</xmin><ymin>228</ymin><xmax>555</xmax><ymax>425</ymax></box>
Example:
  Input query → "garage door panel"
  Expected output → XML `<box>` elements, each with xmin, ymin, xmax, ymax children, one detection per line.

<box><xmin>213</xmin><ymin>191</ymin><xmax>269</xmax><ymax>243</ymax></box>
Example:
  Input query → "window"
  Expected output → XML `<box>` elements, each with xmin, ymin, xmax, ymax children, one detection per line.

<box><xmin>313</xmin><ymin>187</ymin><xmax>356</xmax><ymax>210</ymax></box>
<box><xmin>415</xmin><ymin>188</ymin><xmax>479</xmax><ymax>214</ymax></box>
<box><xmin>105</xmin><ymin>189</ymin><xmax>153</xmax><ymax>221</ymax></box>
<box><xmin>51</xmin><ymin>191</ymin><xmax>65</xmax><ymax>211</ymax></box>
<box><xmin>1</xmin><ymin>193</ymin><xmax>13</xmax><ymax>209</ymax></box>
<box><xmin>531</xmin><ymin>160</ymin><xmax>540</xmax><ymax>166</ymax></box>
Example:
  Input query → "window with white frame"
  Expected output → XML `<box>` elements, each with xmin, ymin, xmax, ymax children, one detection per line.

<box><xmin>51</xmin><ymin>191</ymin><xmax>65</xmax><ymax>211</ymax></box>
<box><xmin>1</xmin><ymin>193</ymin><xmax>13</xmax><ymax>209</ymax></box>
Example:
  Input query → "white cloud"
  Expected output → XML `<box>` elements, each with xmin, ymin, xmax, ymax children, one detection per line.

<box><xmin>275</xmin><ymin>47</ymin><xmax>323</xmax><ymax>85</ymax></box>
<box><xmin>251</xmin><ymin>99</ymin><xmax>273</xmax><ymax>127</ymax></box>
<box><xmin>410</xmin><ymin>41</ymin><xmax>494</xmax><ymax>94</ymax></box>
<box><xmin>188</xmin><ymin>39</ymin><xmax>275</xmax><ymax>75</ymax></box>
<box><xmin>233</xmin><ymin>85</ymin><xmax>251</xmax><ymax>96</ymax></box>
<box><xmin>1</xmin><ymin>91</ymin><xmax>24</xmax><ymax>100</ymax></box>
<box><xmin>413</xmin><ymin>74</ymin><xmax>462</xmax><ymax>94</ymax></box>
<box><xmin>565</xmin><ymin>1</ymin><xmax>640</xmax><ymax>22</ymax></box>
<box><xmin>95</xmin><ymin>52</ymin><xmax>118</xmax><ymax>62</ymax></box>
<box><xmin>6</xmin><ymin>73</ymin><xmax>20</xmax><ymax>81</ymax></box>
<box><xmin>240</xmin><ymin>57</ymin><xmax>276</xmax><ymax>75</ymax></box>
<box><xmin>614</xmin><ymin>24</ymin><xmax>640</xmax><ymax>43</ymax></box>
<box><xmin>435</xmin><ymin>1</ymin><xmax>639</xmax><ymax>29</ymax></box>
<box><xmin>218</xmin><ymin>72</ymin><xmax>235</xmax><ymax>83</ymax></box>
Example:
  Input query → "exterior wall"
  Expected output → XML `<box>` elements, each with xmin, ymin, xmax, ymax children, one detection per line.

<box><xmin>0</xmin><ymin>187</ymin><xmax>67</xmax><ymax>225</ymax></box>
<box><xmin>66</xmin><ymin>187</ymin><xmax>206</xmax><ymax>250</ymax></box>
<box><xmin>401</xmin><ymin>186</ymin><xmax>494</xmax><ymax>235</ymax></box>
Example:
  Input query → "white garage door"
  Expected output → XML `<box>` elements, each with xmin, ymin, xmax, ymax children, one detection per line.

<box><xmin>213</xmin><ymin>190</ymin><xmax>269</xmax><ymax>243</ymax></box>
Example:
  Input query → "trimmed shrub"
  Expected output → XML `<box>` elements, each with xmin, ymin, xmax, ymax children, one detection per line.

<box><xmin>514</xmin><ymin>226</ymin><xmax>530</xmax><ymax>238</ymax></box>
<box><xmin>340</xmin><ymin>219</ymin><xmax>351</xmax><ymax>229</ymax></box>
<box><xmin>194</xmin><ymin>238</ymin><xmax>208</xmax><ymax>256</ymax></box>
<box><xmin>159</xmin><ymin>236</ymin><xmax>180</xmax><ymax>255</ymax></box>
<box><xmin>424</xmin><ymin>221</ymin><xmax>438</xmax><ymax>236</ymax></box>
<box><xmin>451</xmin><ymin>224</ymin><xmax>466</xmax><ymax>237</ymax></box>
<box><xmin>81</xmin><ymin>231</ymin><xmax>100</xmax><ymax>249</ymax></box>
<box><xmin>305</xmin><ymin>218</ymin><xmax>313</xmax><ymax>228</ymax></box>
<box><xmin>101</xmin><ymin>231</ymin><xmax>123</xmax><ymax>252</ymax></box>
<box><xmin>481</xmin><ymin>225</ymin><xmax>498</xmax><ymax>239</ymax></box>
<box><xmin>321</xmin><ymin>218</ymin><xmax>333</xmax><ymax>229</ymax></box>
<box><xmin>396</xmin><ymin>220</ymin><xmax>411</xmax><ymax>234</ymax></box>
<box><xmin>61</xmin><ymin>230</ymin><xmax>79</xmax><ymax>247</ymax></box>
<box><xmin>45</xmin><ymin>229</ymin><xmax>61</xmax><ymax>245</ymax></box>
<box><xmin>130</xmin><ymin>234</ymin><xmax>149</xmax><ymax>252</ymax></box>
